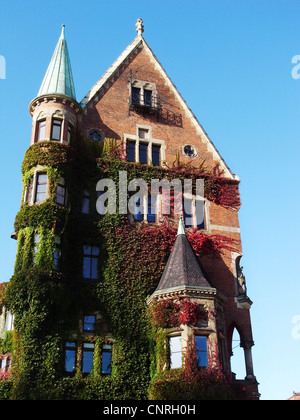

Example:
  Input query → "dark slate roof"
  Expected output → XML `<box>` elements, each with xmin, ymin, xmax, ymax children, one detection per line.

<box><xmin>155</xmin><ymin>231</ymin><xmax>212</xmax><ymax>292</ymax></box>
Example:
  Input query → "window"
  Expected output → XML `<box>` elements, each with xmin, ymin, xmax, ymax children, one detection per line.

<box><xmin>83</xmin><ymin>315</ymin><xmax>96</xmax><ymax>333</ymax></box>
<box><xmin>89</xmin><ymin>130</ymin><xmax>102</xmax><ymax>142</ymax></box>
<box><xmin>68</xmin><ymin>124</ymin><xmax>73</xmax><ymax>143</ymax></box>
<box><xmin>134</xmin><ymin>197</ymin><xmax>143</xmax><ymax>222</ymax></box>
<box><xmin>51</xmin><ymin>119</ymin><xmax>62</xmax><ymax>141</ymax></box>
<box><xmin>195</xmin><ymin>198</ymin><xmax>205</xmax><ymax>229</ymax></box>
<box><xmin>54</xmin><ymin>236</ymin><xmax>61</xmax><ymax>270</ymax></box>
<box><xmin>82</xmin><ymin>190</ymin><xmax>90</xmax><ymax>214</ymax></box>
<box><xmin>134</xmin><ymin>195</ymin><xmax>157</xmax><ymax>223</ymax></box>
<box><xmin>139</xmin><ymin>142</ymin><xmax>148</xmax><ymax>164</ymax></box>
<box><xmin>5</xmin><ymin>312</ymin><xmax>14</xmax><ymax>332</ymax></box>
<box><xmin>83</xmin><ymin>245</ymin><xmax>100</xmax><ymax>280</ymax></box>
<box><xmin>183</xmin><ymin>198</ymin><xmax>193</xmax><ymax>228</ymax></box>
<box><xmin>195</xmin><ymin>336</ymin><xmax>208</xmax><ymax>367</ymax></box>
<box><xmin>56</xmin><ymin>178</ymin><xmax>67</xmax><ymax>206</ymax></box>
<box><xmin>34</xmin><ymin>233</ymin><xmax>40</xmax><ymax>263</ymax></box>
<box><xmin>37</xmin><ymin>120</ymin><xmax>46</xmax><ymax>142</ymax></box>
<box><xmin>144</xmin><ymin>89</ymin><xmax>152</xmax><ymax>107</ymax></box>
<box><xmin>183</xmin><ymin>197</ymin><xmax>205</xmax><ymax>229</ymax></box>
<box><xmin>82</xmin><ymin>343</ymin><xmax>94</xmax><ymax>373</ymax></box>
<box><xmin>147</xmin><ymin>196</ymin><xmax>156</xmax><ymax>223</ymax></box>
<box><xmin>169</xmin><ymin>336</ymin><xmax>182</xmax><ymax>369</ymax></box>
<box><xmin>102</xmin><ymin>344</ymin><xmax>112</xmax><ymax>374</ymax></box>
<box><xmin>65</xmin><ymin>342</ymin><xmax>76</xmax><ymax>373</ymax></box>
<box><xmin>132</xmin><ymin>87</ymin><xmax>141</xmax><ymax>105</ymax></box>
<box><xmin>130</xmin><ymin>81</ymin><xmax>158</xmax><ymax>110</ymax></box>
<box><xmin>127</xmin><ymin>141</ymin><xmax>136</xmax><ymax>162</ymax></box>
<box><xmin>138</xmin><ymin>128</ymin><xmax>149</xmax><ymax>140</ymax></box>
<box><xmin>152</xmin><ymin>145</ymin><xmax>161</xmax><ymax>166</ymax></box>
<box><xmin>35</xmin><ymin>173</ymin><xmax>48</xmax><ymax>203</ymax></box>
<box><xmin>183</xmin><ymin>145</ymin><xmax>197</xmax><ymax>158</ymax></box>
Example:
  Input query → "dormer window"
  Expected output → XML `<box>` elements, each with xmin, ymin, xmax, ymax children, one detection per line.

<box><xmin>51</xmin><ymin>119</ymin><xmax>62</xmax><ymax>141</ymax></box>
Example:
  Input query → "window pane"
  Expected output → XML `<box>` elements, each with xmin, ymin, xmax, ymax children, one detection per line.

<box><xmin>82</xmin><ymin>190</ymin><xmax>90</xmax><ymax>214</ymax></box>
<box><xmin>83</xmin><ymin>343</ymin><xmax>95</xmax><ymax>349</ymax></box>
<box><xmin>37</xmin><ymin>174</ymin><xmax>48</xmax><ymax>184</ymax></box>
<box><xmin>195</xmin><ymin>200</ymin><xmax>205</xmax><ymax>229</ymax></box>
<box><xmin>183</xmin><ymin>198</ymin><xmax>193</xmax><ymax>227</ymax></box>
<box><xmin>35</xmin><ymin>174</ymin><xmax>48</xmax><ymax>203</ymax></box>
<box><xmin>65</xmin><ymin>350</ymin><xmax>76</xmax><ymax>372</ymax></box>
<box><xmin>127</xmin><ymin>141</ymin><xmax>136</xmax><ymax>162</ymax></box>
<box><xmin>91</xmin><ymin>258</ymin><xmax>98</xmax><ymax>279</ymax></box>
<box><xmin>195</xmin><ymin>336</ymin><xmax>208</xmax><ymax>367</ymax></box>
<box><xmin>144</xmin><ymin>89</ymin><xmax>152</xmax><ymax>106</ymax></box>
<box><xmin>170</xmin><ymin>336</ymin><xmax>182</xmax><ymax>369</ymax></box>
<box><xmin>138</xmin><ymin>129</ymin><xmax>149</xmax><ymax>140</ymax></box>
<box><xmin>134</xmin><ymin>197</ymin><xmax>143</xmax><ymax>222</ymax></box>
<box><xmin>56</xmin><ymin>185</ymin><xmax>66</xmax><ymax>206</ymax></box>
<box><xmin>83</xmin><ymin>257</ymin><xmax>91</xmax><ymax>278</ymax></box>
<box><xmin>139</xmin><ymin>142</ymin><xmax>148</xmax><ymax>164</ymax></box>
<box><xmin>147</xmin><ymin>196</ymin><xmax>156</xmax><ymax>223</ymax></box>
<box><xmin>37</xmin><ymin>120</ymin><xmax>46</xmax><ymax>142</ymax></box>
<box><xmin>92</xmin><ymin>246</ymin><xmax>100</xmax><ymax>256</ymax></box>
<box><xmin>152</xmin><ymin>145</ymin><xmax>161</xmax><ymax>166</ymax></box>
<box><xmin>84</xmin><ymin>315</ymin><xmax>96</xmax><ymax>331</ymax></box>
<box><xmin>84</xmin><ymin>245</ymin><xmax>92</xmax><ymax>256</ymax></box>
<box><xmin>54</xmin><ymin>249</ymin><xmax>61</xmax><ymax>270</ymax></box>
<box><xmin>82</xmin><ymin>348</ymin><xmax>94</xmax><ymax>373</ymax></box>
<box><xmin>65</xmin><ymin>342</ymin><xmax>76</xmax><ymax>373</ymax></box>
<box><xmin>89</xmin><ymin>130</ymin><xmax>102</xmax><ymax>142</ymax></box>
<box><xmin>132</xmin><ymin>87</ymin><xmax>140</xmax><ymax>104</ymax></box>
<box><xmin>102</xmin><ymin>351</ymin><xmax>112</xmax><ymax>374</ymax></box>
<box><xmin>51</xmin><ymin>119</ymin><xmax>62</xmax><ymax>141</ymax></box>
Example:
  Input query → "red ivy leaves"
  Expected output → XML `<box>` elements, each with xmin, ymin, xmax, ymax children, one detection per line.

<box><xmin>150</xmin><ymin>298</ymin><xmax>204</xmax><ymax>328</ymax></box>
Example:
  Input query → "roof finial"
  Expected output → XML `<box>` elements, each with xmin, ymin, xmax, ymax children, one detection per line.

<box><xmin>60</xmin><ymin>24</ymin><xmax>65</xmax><ymax>39</ymax></box>
<box><xmin>136</xmin><ymin>18</ymin><xmax>144</xmax><ymax>37</ymax></box>
<box><xmin>177</xmin><ymin>216</ymin><xmax>186</xmax><ymax>236</ymax></box>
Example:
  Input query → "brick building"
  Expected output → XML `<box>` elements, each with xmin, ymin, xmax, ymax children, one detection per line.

<box><xmin>0</xmin><ymin>19</ymin><xmax>259</xmax><ymax>400</ymax></box>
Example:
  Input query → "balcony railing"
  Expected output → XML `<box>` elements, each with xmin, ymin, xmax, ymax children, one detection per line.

<box><xmin>129</xmin><ymin>91</ymin><xmax>161</xmax><ymax>115</ymax></box>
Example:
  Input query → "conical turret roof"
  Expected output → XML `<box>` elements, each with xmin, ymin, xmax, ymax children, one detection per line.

<box><xmin>155</xmin><ymin>218</ymin><xmax>212</xmax><ymax>294</ymax></box>
<box><xmin>37</xmin><ymin>25</ymin><xmax>76</xmax><ymax>100</ymax></box>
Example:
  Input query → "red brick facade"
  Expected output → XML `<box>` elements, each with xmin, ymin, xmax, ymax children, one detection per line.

<box><xmin>4</xmin><ymin>24</ymin><xmax>259</xmax><ymax>400</ymax></box>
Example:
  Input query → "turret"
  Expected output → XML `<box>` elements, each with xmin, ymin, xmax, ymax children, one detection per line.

<box><xmin>28</xmin><ymin>25</ymin><xmax>81</xmax><ymax>146</ymax></box>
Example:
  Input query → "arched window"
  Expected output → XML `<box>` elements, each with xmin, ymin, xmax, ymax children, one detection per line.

<box><xmin>230</xmin><ymin>328</ymin><xmax>246</xmax><ymax>380</ymax></box>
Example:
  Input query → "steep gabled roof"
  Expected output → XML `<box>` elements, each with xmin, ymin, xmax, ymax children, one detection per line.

<box><xmin>154</xmin><ymin>218</ymin><xmax>213</xmax><ymax>294</ymax></box>
<box><xmin>37</xmin><ymin>25</ymin><xmax>76</xmax><ymax>100</ymax></box>
<box><xmin>80</xmin><ymin>32</ymin><xmax>236</xmax><ymax>180</ymax></box>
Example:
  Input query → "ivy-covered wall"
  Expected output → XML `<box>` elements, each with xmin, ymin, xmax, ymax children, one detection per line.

<box><xmin>0</xmin><ymin>140</ymin><xmax>244</xmax><ymax>400</ymax></box>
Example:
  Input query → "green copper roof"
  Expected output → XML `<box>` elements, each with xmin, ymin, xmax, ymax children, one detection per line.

<box><xmin>37</xmin><ymin>25</ymin><xmax>76</xmax><ymax>100</ymax></box>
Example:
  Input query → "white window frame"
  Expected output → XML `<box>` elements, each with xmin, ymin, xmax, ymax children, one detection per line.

<box><xmin>24</xmin><ymin>169</ymin><xmax>49</xmax><ymax>206</ymax></box>
<box><xmin>124</xmin><ymin>125</ymin><xmax>166</xmax><ymax>165</ymax></box>
<box><xmin>183</xmin><ymin>192</ymin><xmax>209</xmax><ymax>230</ymax></box>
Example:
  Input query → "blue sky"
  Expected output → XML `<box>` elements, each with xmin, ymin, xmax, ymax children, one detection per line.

<box><xmin>0</xmin><ymin>0</ymin><xmax>300</xmax><ymax>400</ymax></box>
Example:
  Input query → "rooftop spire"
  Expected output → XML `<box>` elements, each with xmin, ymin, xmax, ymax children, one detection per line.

<box><xmin>37</xmin><ymin>25</ymin><xmax>76</xmax><ymax>100</ymax></box>
<box><xmin>136</xmin><ymin>18</ymin><xmax>144</xmax><ymax>37</ymax></box>
<box><xmin>177</xmin><ymin>216</ymin><xmax>186</xmax><ymax>236</ymax></box>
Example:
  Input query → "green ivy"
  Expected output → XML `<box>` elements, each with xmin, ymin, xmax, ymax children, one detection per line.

<box><xmin>1</xmin><ymin>138</ymin><xmax>242</xmax><ymax>400</ymax></box>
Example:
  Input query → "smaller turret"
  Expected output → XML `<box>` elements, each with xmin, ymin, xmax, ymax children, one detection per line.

<box><xmin>28</xmin><ymin>25</ymin><xmax>81</xmax><ymax>146</ymax></box>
